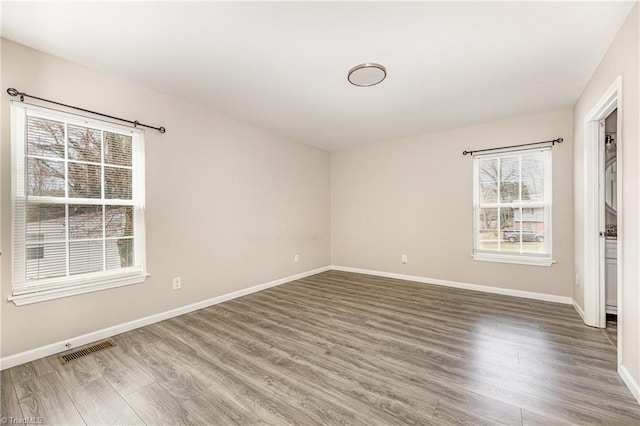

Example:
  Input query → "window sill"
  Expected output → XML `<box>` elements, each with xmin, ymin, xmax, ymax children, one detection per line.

<box><xmin>473</xmin><ymin>253</ymin><xmax>555</xmax><ymax>267</ymax></box>
<box><xmin>9</xmin><ymin>272</ymin><xmax>150</xmax><ymax>306</ymax></box>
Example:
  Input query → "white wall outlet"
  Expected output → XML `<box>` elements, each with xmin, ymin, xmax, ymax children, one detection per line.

<box><xmin>294</xmin><ymin>254</ymin><xmax>300</xmax><ymax>263</ymax></box>
<box><xmin>172</xmin><ymin>277</ymin><xmax>182</xmax><ymax>290</ymax></box>
<box><xmin>575</xmin><ymin>274</ymin><xmax>580</xmax><ymax>287</ymax></box>
<box><xmin>402</xmin><ymin>254</ymin><xmax>408</xmax><ymax>264</ymax></box>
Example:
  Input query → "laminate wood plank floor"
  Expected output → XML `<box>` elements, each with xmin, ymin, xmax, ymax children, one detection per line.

<box><xmin>2</xmin><ymin>270</ymin><xmax>639</xmax><ymax>425</ymax></box>
<box><xmin>604</xmin><ymin>314</ymin><xmax>618</xmax><ymax>350</ymax></box>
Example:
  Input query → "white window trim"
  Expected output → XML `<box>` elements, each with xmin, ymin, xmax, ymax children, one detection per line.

<box><xmin>472</xmin><ymin>253</ymin><xmax>555</xmax><ymax>267</ymax></box>
<box><xmin>10</xmin><ymin>102</ymin><xmax>148</xmax><ymax>305</ymax></box>
<box><xmin>8</xmin><ymin>272</ymin><xmax>151</xmax><ymax>306</ymax></box>
<box><xmin>472</xmin><ymin>147</ymin><xmax>554</xmax><ymax>267</ymax></box>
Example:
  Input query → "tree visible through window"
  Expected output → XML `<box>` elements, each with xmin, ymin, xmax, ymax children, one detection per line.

<box><xmin>473</xmin><ymin>148</ymin><xmax>551</xmax><ymax>263</ymax></box>
<box><xmin>11</xmin><ymin>104</ymin><xmax>146</xmax><ymax>303</ymax></box>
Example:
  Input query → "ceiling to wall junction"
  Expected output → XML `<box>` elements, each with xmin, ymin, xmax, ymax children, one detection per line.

<box><xmin>1</xmin><ymin>1</ymin><xmax>635</xmax><ymax>150</ymax></box>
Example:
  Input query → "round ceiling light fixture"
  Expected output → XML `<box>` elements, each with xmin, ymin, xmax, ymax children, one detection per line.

<box><xmin>348</xmin><ymin>63</ymin><xmax>387</xmax><ymax>87</ymax></box>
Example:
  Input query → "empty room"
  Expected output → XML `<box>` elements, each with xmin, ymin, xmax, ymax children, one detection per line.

<box><xmin>1</xmin><ymin>1</ymin><xmax>640</xmax><ymax>425</ymax></box>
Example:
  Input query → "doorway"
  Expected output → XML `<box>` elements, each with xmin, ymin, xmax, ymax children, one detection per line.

<box><xmin>603</xmin><ymin>108</ymin><xmax>618</xmax><ymax>352</ymax></box>
<box><xmin>582</xmin><ymin>77</ymin><xmax>622</xmax><ymax>363</ymax></box>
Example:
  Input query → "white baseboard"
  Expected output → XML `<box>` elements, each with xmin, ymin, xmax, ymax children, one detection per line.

<box><xmin>619</xmin><ymin>364</ymin><xmax>640</xmax><ymax>404</ymax></box>
<box><xmin>330</xmin><ymin>265</ymin><xmax>573</xmax><ymax>305</ymax></box>
<box><xmin>573</xmin><ymin>299</ymin><xmax>587</xmax><ymax>321</ymax></box>
<box><xmin>4</xmin><ymin>264</ymin><xmax>638</xmax><ymax>405</ymax></box>
<box><xmin>606</xmin><ymin>305</ymin><xmax>618</xmax><ymax>315</ymax></box>
<box><xmin>0</xmin><ymin>266</ymin><xmax>330</xmax><ymax>370</ymax></box>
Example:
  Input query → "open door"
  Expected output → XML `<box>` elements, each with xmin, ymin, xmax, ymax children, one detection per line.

<box><xmin>582</xmin><ymin>78</ymin><xmax>620</xmax><ymax>330</ymax></box>
<box><xmin>597</xmin><ymin>119</ymin><xmax>606</xmax><ymax>328</ymax></box>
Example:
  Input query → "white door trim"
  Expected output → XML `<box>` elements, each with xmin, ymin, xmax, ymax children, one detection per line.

<box><xmin>582</xmin><ymin>77</ymin><xmax>622</xmax><ymax>360</ymax></box>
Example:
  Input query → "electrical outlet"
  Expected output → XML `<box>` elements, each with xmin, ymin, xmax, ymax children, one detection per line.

<box><xmin>402</xmin><ymin>254</ymin><xmax>408</xmax><ymax>264</ymax></box>
<box><xmin>294</xmin><ymin>254</ymin><xmax>300</xmax><ymax>263</ymax></box>
<box><xmin>575</xmin><ymin>274</ymin><xmax>580</xmax><ymax>287</ymax></box>
<box><xmin>172</xmin><ymin>277</ymin><xmax>182</xmax><ymax>290</ymax></box>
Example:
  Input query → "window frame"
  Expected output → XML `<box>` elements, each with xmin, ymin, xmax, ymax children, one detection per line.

<box><xmin>10</xmin><ymin>102</ymin><xmax>148</xmax><ymax>305</ymax></box>
<box><xmin>472</xmin><ymin>147</ymin><xmax>554</xmax><ymax>267</ymax></box>
<box><xmin>26</xmin><ymin>232</ymin><xmax>45</xmax><ymax>260</ymax></box>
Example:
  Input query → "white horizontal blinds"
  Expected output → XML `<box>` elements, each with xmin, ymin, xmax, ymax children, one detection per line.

<box><xmin>25</xmin><ymin>204</ymin><xmax>66</xmax><ymax>280</ymax></box>
<box><xmin>11</xmin><ymin>106</ymin><xmax>27</xmax><ymax>287</ymax></box>
<box><xmin>104</xmin><ymin>131</ymin><xmax>135</xmax><ymax>272</ymax></box>
<box><xmin>12</xmin><ymin>103</ymin><xmax>143</xmax><ymax>296</ymax></box>
<box><xmin>68</xmin><ymin>205</ymin><xmax>104</xmax><ymax>275</ymax></box>
<box><xmin>105</xmin><ymin>205</ymin><xmax>134</xmax><ymax>270</ymax></box>
<box><xmin>475</xmin><ymin>148</ymin><xmax>550</xmax><ymax>257</ymax></box>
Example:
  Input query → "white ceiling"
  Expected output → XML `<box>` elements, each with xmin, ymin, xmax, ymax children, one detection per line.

<box><xmin>1</xmin><ymin>2</ymin><xmax>635</xmax><ymax>150</ymax></box>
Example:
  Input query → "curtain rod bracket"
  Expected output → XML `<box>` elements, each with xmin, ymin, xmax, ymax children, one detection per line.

<box><xmin>6</xmin><ymin>87</ymin><xmax>166</xmax><ymax>134</ymax></box>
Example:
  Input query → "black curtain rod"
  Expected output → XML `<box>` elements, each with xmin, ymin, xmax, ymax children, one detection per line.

<box><xmin>6</xmin><ymin>88</ymin><xmax>166</xmax><ymax>134</ymax></box>
<box><xmin>462</xmin><ymin>138</ymin><xmax>563</xmax><ymax>156</ymax></box>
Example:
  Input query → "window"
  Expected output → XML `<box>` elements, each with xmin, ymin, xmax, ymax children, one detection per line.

<box><xmin>473</xmin><ymin>148</ymin><xmax>552</xmax><ymax>266</ymax></box>
<box><xmin>26</xmin><ymin>233</ymin><xmax>45</xmax><ymax>260</ymax></box>
<box><xmin>11</xmin><ymin>103</ymin><xmax>147</xmax><ymax>305</ymax></box>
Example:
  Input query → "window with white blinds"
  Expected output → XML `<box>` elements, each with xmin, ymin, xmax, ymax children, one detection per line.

<box><xmin>472</xmin><ymin>148</ymin><xmax>553</xmax><ymax>266</ymax></box>
<box><xmin>10</xmin><ymin>102</ymin><xmax>147</xmax><ymax>305</ymax></box>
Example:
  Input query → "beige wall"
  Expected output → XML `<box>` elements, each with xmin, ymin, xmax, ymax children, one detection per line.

<box><xmin>331</xmin><ymin>109</ymin><xmax>574</xmax><ymax>297</ymax></box>
<box><xmin>0</xmin><ymin>39</ymin><xmax>331</xmax><ymax>357</ymax></box>
<box><xmin>573</xmin><ymin>4</ymin><xmax>639</xmax><ymax>385</ymax></box>
<box><xmin>2</xmin><ymin>7</ymin><xmax>637</xmax><ymax>395</ymax></box>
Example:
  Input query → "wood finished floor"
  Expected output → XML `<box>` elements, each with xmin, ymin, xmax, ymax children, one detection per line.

<box><xmin>604</xmin><ymin>314</ymin><xmax>618</xmax><ymax>350</ymax></box>
<box><xmin>1</xmin><ymin>270</ymin><xmax>639</xmax><ymax>425</ymax></box>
